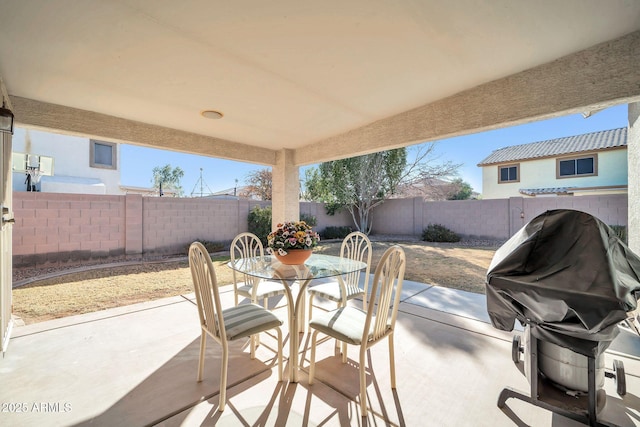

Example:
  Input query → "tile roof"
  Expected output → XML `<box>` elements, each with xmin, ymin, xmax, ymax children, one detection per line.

<box><xmin>519</xmin><ymin>187</ymin><xmax>572</xmax><ymax>196</ymax></box>
<box><xmin>478</xmin><ymin>127</ymin><xmax>627</xmax><ymax>166</ymax></box>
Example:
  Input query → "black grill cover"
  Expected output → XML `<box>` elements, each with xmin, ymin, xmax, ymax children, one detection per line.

<box><xmin>486</xmin><ymin>209</ymin><xmax>640</xmax><ymax>357</ymax></box>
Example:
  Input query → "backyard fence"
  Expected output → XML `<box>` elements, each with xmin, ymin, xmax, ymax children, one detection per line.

<box><xmin>372</xmin><ymin>194</ymin><xmax>627</xmax><ymax>239</ymax></box>
<box><xmin>12</xmin><ymin>192</ymin><xmax>627</xmax><ymax>268</ymax></box>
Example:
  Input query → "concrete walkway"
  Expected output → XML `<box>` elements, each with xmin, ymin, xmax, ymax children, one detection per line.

<box><xmin>1</xmin><ymin>280</ymin><xmax>639</xmax><ymax>426</ymax></box>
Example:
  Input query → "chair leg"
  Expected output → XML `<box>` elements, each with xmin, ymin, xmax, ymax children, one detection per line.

<box><xmin>338</xmin><ymin>301</ymin><xmax>347</xmax><ymax>362</ymax></box>
<box><xmin>359</xmin><ymin>346</ymin><xmax>368</xmax><ymax>416</ymax></box>
<box><xmin>252</xmin><ymin>298</ymin><xmax>261</xmax><ymax>349</ymax></box>
<box><xmin>219</xmin><ymin>345</ymin><xmax>229</xmax><ymax>412</ymax></box>
<box><xmin>307</xmin><ymin>294</ymin><xmax>314</xmax><ymax>333</ymax></box>
<box><xmin>197</xmin><ymin>332</ymin><xmax>206</xmax><ymax>382</ymax></box>
<box><xmin>275</xmin><ymin>327</ymin><xmax>283</xmax><ymax>381</ymax></box>
<box><xmin>250</xmin><ymin>334</ymin><xmax>256</xmax><ymax>359</ymax></box>
<box><xmin>309</xmin><ymin>330</ymin><xmax>319</xmax><ymax>385</ymax></box>
<box><xmin>389</xmin><ymin>334</ymin><xmax>397</xmax><ymax>388</ymax></box>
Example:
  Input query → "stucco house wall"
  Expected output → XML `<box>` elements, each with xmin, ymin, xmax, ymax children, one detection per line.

<box><xmin>479</xmin><ymin>128</ymin><xmax>629</xmax><ymax>200</ymax></box>
<box><xmin>482</xmin><ymin>148</ymin><xmax>628</xmax><ymax>199</ymax></box>
<box><xmin>11</xmin><ymin>128</ymin><xmax>122</xmax><ymax>195</ymax></box>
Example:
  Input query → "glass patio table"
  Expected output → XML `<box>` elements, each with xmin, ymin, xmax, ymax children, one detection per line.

<box><xmin>227</xmin><ymin>253</ymin><xmax>367</xmax><ymax>382</ymax></box>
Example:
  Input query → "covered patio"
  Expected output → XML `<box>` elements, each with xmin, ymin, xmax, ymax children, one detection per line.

<box><xmin>1</xmin><ymin>2</ymin><xmax>640</xmax><ymax>239</ymax></box>
<box><xmin>3</xmin><ymin>279</ymin><xmax>639</xmax><ymax>426</ymax></box>
<box><xmin>2</xmin><ymin>2</ymin><xmax>640</xmax><ymax>425</ymax></box>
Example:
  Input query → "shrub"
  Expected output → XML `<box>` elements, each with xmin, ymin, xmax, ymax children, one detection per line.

<box><xmin>321</xmin><ymin>226</ymin><xmax>353</xmax><ymax>240</ymax></box>
<box><xmin>248</xmin><ymin>205</ymin><xmax>272</xmax><ymax>244</ymax></box>
<box><xmin>609</xmin><ymin>225</ymin><xmax>627</xmax><ymax>244</ymax></box>
<box><xmin>422</xmin><ymin>224</ymin><xmax>460</xmax><ymax>243</ymax></box>
<box><xmin>185</xmin><ymin>240</ymin><xmax>225</xmax><ymax>254</ymax></box>
<box><xmin>300</xmin><ymin>212</ymin><xmax>317</xmax><ymax>227</ymax></box>
<box><xmin>248</xmin><ymin>206</ymin><xmax>319</xmax><ymax>243</ymax></box>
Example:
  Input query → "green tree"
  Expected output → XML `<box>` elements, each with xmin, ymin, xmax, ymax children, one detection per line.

<box><xmin>152</xmin><ymin>164</ymin><xmax>184</xmax><ymax>197</ymax></box>
<box><xmin>447</xmin><ymin>178</ymin><xmax>474</xmax><ymax>200</ymax></box>
<box><xmin>305</xmin><ymin>144</ymin><xmax>458</xmax><ymax>233</ymax></box>
<box><xmin>304</xmin><ymin>150</ymin><xmax>405</xmax><ymax>234</ymax></box>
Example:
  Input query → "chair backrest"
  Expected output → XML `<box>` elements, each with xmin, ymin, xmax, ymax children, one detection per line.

<box><xmin>230</xmin><ymin>232</ymin><xmax>265</xmax><ymax>287</ymax></box>
<box><xmin>189</xmin><ymin>241</ymin><xmax>226</xmax><ymax>342</ymax></box>
<box><xmin>340</xmin><ymin>231</ymin><xmax>372</xmax><ymax>291</ymax></box>
<box><xmin>362</xmin><ymin>245</ymin><xmax>406</xmax><ymax>344</ymax></box>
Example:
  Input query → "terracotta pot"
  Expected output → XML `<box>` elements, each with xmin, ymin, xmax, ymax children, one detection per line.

<box><xmin>274</xmin><ymin>249</ymin><xmax>312</xmax><ymax>265</ymax></box>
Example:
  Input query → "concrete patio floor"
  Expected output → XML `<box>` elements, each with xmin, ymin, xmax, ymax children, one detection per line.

<box><xmin>1</xmin><ymin>279</ymin><xmax>639</xmax><ymax>426</ymax></box>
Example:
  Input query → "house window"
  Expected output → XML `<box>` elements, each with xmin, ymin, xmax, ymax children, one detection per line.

<box><xmin>498</xmin><ymin>164</ymin><xmax>519</xmax><ymax>183</ymax></box>
<box><xmin>90</xmin><ymin>140</ymin><xmax>117</xmax><ymax>169</ymax></box>
<box><xmin>557</xmin><ymin>155</ymin><xmax>597</xmax><ymax>178</ymax></box>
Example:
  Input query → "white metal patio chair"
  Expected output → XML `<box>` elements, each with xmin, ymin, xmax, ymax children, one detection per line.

<box><xmin>189</xmin><ymin>241</ymin><xmax>284</xmax><ymax>412</ymax></box>
<box><xmin>308</xmin><ymin>245</ymin><xmax>406</xmax><ymax>417</ymax></box>
<box><xmin>307</xmin><ymin>231</ymin><xmax>372</xmax><ymax>359</ymax></box>
<box><xmin>231</xmin><ymin>232</ymin><xmax>292</xmax><ymax>311</ymax></box>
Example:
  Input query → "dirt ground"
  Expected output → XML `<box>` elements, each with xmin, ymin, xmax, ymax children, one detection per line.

<box><xmin>12</xmin><ymin>240</ymin><xmax>498</xmax><ymax>325</ymax></box>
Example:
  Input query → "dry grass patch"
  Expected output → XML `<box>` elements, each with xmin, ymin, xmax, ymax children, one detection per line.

<box><xmin>13</xmin><ymin>258</ymin><xmax>233</xmax><ymax>324</ymax></box>
<box><xmin>13</xmin><ymin>242</ymin><xmax>496</xmax><ymax>325</ymax></box>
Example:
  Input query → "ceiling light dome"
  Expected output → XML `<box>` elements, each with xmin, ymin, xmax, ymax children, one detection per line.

<box><xmin>201</xmin><ymin>110</ymin><xmax>223</xmax><ymax>120</ymax></box>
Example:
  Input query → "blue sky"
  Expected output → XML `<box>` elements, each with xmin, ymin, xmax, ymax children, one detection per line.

<box><xmin>120</xmin><ymin>104</ymin><xmax>628</xmax><ymax>195</ymax></box>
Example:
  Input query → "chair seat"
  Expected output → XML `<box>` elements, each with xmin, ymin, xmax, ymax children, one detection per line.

<box><xmin>237</xmin><ymin>280</ymin><xmax>288</xmax><ymax>300</ymax></box>
<box><xmin>309</xmin><ymin>306</ymin><xmax>390</xmax><ymax>345</ymax></box>
<box><xmin>308</xmin><ymin>280</ymin><xmax>364</xmax><ymax>303</ymax></box>
<box><xmin>222</xmin><ymin>303</ymin><xmax>283</xmax><ymax>341</ymax></box>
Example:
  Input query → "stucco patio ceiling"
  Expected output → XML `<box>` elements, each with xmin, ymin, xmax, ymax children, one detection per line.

<box><xmin>1</xmin><ymin>0</ymin><xmax>640</xmax><ymax>166</ymax></box>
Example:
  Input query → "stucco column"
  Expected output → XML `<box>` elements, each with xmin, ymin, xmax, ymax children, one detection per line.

<box><xmin>271</xmin><ymin>149</ymin><xmax>299</xmax><ymax>229</ymax></box>
<box><xmin>629</xmin><ymin>103</ymin><xmax>640</xmax><ymax>253</ymax></box>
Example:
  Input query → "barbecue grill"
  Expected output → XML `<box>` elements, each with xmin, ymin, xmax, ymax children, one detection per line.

<box><xmin>486</xmin><ymin>209</ymin><xmax>640</xmax><ymax>426</ymax></box>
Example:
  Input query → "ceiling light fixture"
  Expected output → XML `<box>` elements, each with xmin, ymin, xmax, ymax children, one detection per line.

<box><xmin>201</xmin><ymin>110</ymin><xmax>224</xmax><ymax>120</ymax></box>
<box><xmin>0</xmin><ymin>100</ymin><xmax>14</xmax><ymax>134</ymax></box>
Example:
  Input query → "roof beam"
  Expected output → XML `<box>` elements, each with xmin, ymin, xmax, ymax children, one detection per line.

<box><xmin>296</xmin><ymin>30</ymin><xmax>640</xmax><ymax>166</ymax></box>
<box><xmin>9</xmin><ymin>96</ymin><xmax>278</xmax><ymax>166</ymax></box>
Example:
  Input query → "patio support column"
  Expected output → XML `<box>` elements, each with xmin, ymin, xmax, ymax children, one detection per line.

<box><xmin>628</xmin><ymin>102</ymin><xmax>640</xmax><ymax>254</ymax></box>
<box><xmin>271</xmin><ymin>149</ymin><xmax>299</xmax><ymax>229</ymax></box>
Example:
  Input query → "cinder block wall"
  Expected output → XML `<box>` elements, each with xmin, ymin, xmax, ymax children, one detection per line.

<box><xmin>371</xmin><ymin>198</ymin><xmax>420</xmax><ymax>235</ymax></box>
<box><xmin>12</xmin><ymin>194</ymin><xmax>277</xmax><ymax>266</ymax></box>
<box><xmin>521</xmin><ymin>194</ymin><xmax>628</xmax><ymax>225</ymax></box>
<box><xmin>13</xmin><ymin>192</ymin><xmax>126</xmax><ymax>267</ymax></box>
<box><xmin>425</xmin><ymin>199</ymin><xmax>510</xmax><ymax>239</ymax></box>
<box><xmin>141</xmin><ymin>198</ymin><xmax>269</xmax><ymax>256</ymax></box>
<box><xmin>300</xmin><ymin>201</ymin><xmax>352</xmax><ymax>230</ymax></box>
<box><xmin>12</xmin><ymin>192</ymin><xmax>628</xmax><ymax>267</ymax></box>
<box><xmin>371</xmin><ymin>195</ymin><xmax>628</xmax><ymax>240</ymax></box>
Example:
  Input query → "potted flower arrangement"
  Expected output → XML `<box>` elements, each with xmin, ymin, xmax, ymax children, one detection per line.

<box><xmin>267</xmin><ymin>220</ymin><xmax>320</xmax><ymax>265</ymax></box>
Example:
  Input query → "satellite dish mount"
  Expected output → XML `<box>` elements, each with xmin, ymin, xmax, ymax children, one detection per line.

<box><xmin>12</xmin><ymin>152</ymin><xmax>54</xmax><ymax>192</ymax></box>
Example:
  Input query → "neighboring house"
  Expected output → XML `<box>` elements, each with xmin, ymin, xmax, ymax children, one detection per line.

<box><xmin>120</xmin><ymin>185</ymin><xmax>178</xmax><ymax>198</ymax></box>
<box><xmin>392</xmin><ymin>178</ymin><xmax>479</xmax><ymax>200</ymax></box>
<box><xmin>11</xmin><ymin>128</ymin><xmax>159</xmax><ymax>195</ymax></box>
<box><xmin>206</xmin><ymin>185</ymin><xmax>258</xmax><ymax>200</ymax></box>
<box><xmin>478</xmin><ymin>127</ymin><xmax>628</xmax><ymax>199</ymax></box>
